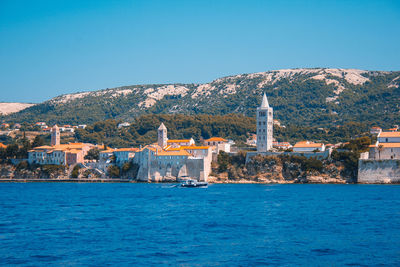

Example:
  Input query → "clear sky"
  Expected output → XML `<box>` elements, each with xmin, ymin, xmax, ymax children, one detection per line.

<box><xmin>1</xmin><ymin>0</ymin><xmax>399</xmax><ymax>103</ymax></box>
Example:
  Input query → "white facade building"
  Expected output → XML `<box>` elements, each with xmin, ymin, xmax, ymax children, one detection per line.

<box><xmin>369</xmin><ymin>132</ymin><xmax>400</xmax><ymax>160</ymax></box>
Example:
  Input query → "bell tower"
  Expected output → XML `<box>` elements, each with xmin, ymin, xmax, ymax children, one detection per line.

<box><xmin>158</xmin><ymin>123</ymin><xmax>168</xmax><ymax>148</ymax></box>
<box><xmin>257</xmin><ymin>93</ymin><xmax>273</xmax><ymax>152</ymax></box>
<box><xmin>51</xmin><ymin>124</ymin><xmax>60</xmax><ymax>146</ymax></box>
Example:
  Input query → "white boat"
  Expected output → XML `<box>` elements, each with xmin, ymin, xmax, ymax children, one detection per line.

<box><xmin>180</xmin><ymin>179</ymin><xmax>208</xmax><ymax>188</ymax></box>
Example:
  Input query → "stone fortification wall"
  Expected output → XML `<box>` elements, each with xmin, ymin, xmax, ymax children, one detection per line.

<box><xmin>358</xmin><ymin>159</ymin><xmax>400</xmax><ymax>183</ymax></box>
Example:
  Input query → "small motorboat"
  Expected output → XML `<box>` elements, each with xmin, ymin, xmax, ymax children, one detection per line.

<box><xmin>180</xmin><ymin>179</ymin><xmax>208</xmax><ymax>188</ymax></box>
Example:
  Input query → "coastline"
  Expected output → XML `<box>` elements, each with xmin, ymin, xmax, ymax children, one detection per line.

<box><xmin>0</xmin><ymin>178</ymin><xmax>393</xmax><ymax>184</ymax></box>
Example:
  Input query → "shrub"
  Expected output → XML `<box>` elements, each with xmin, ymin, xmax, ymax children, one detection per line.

<box><xmin>107</xmin><ymin>165</ymin><xmax>120</xmax><ymax>178</ymax></box>
<box><xmin>71</xmin><ymin>165</ymin><xmax>81</xmax><ymax>178</ymax></box>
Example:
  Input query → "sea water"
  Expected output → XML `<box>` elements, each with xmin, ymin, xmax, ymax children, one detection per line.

<box><xmin>0</xmin><ymin>183</ymin><xmax>399</xmax><ymax>266</ymax></box>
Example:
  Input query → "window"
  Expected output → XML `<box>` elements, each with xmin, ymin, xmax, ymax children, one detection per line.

<box><xmin>386</xmin><ymin>138</ymin><xmax>388</xmax><ymax>142</ymax></box>
<box><xmin>259</xmin><ymin>122</ymin><xmax>261</xmax><ymax>126</ymax></box>
<box><xmin>263</xmin><ymin>122</ymin><xmax>266</xmax><ymax>125</ymax></box>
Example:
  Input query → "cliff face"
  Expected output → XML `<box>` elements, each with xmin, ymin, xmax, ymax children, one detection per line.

<box><xmin>210</xmin><ymin>155</ymin><xmax>352</xmax><ymax>184</ymax></box>
<box><xmin>0</xmin><ymin>163</ymin><xmax>67</xmax><ymax>179</ymax></box>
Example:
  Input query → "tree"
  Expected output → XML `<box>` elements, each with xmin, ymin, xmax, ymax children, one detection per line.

<box><xmin>217</xmin><ymin>151</ymin><xmax>230</xmax><ymax>172</ymax></box>
<box><xmin>71</xmin><ymin>165</ymin><xmax>81</xmax><ymax>178</ymax></box>
<box><xmin>84</xmin><ymin>148</ymin><xmax>100</xmax><ymax>161</ymax></box>
<box><xmin>6</xmin><ymin>144</ymin><xmax>19</xmax><ymax>159</ymax></box>
<box><xmin>107</xmin><ymin>165</ymin><xmax>120</xmax><ymax>178</ymax></box>
<box><xmin>32</xmin><ymin>136</ymin><xmax>45</xmax><ymax>148</ymax></box>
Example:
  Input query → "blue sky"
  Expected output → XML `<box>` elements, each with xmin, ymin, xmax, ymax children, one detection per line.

<box><xmin>0</xmin><ymin>0</ymin><xmax>399</xmax><ymax>103</ymax></box>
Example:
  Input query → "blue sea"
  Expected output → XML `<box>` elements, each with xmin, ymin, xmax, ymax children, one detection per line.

<box><xmin>0</xmin><ymin>183</ymin><xmax>399</xmax><ymax>266</ymax></box>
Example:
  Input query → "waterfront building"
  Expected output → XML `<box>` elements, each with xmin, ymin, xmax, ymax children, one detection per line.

<box><xmin>28</xmin><ymin>143</ymin><xmax>94</xmax><ymax>165</ymax></box>
<box><xmin>133</xmin><ymin>123</ymin><xmax>212</xmax><ymax>182</ymax></box>
<box><xmin>257</xmin><ymin>93</ymin><xmax>273</xmax><ymax>152</ymax></box>
<box><xmin>113</xmin><ymin>148</ymin><xmax>140</xmax><ymax>165</ymax></box>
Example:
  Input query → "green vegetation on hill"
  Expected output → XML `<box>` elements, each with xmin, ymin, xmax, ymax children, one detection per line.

<box><xmin>71</xmin><ymin>114</ymin><xmax>373</xmax><ymax>148</ymax></box>
<box><xmin>3</xmin><ymin>69</ymin><xmax>400</xmax><ymax>129</ymax></box>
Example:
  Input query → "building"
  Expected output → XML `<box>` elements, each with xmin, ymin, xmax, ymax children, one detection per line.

<box><xmin>118</xmin><ymin>122</ymin><xmax>131</xmax><ymax>129</ymax></box>
<box><xmin>28</xmin><ymin>143</ymin><xmax>94</xmax><ymax>165</ymax></box>
<box><xmin>273</xmin><ymin>142</ymin><xmax>292</xmax><ymax>150</ymax></box>
<box><xmin>368</xmin><ymin>132</ymin><xmax>400</xmax><ymax>160</ymax></box>
<box><xmin>0</xmin><ymin>143</ymin><xmax>6</xmax><ymax>149</ymax></box>
<box><xmin>113</xmin><ymin>148</ymin><xmax>140</xmax><ymax>164</ymax></box>
<box><xmin>203</xmin><ymin>137</ymin><xmax>230</xmax><ymax>154</ymax></box>
<box><xmin>293</xmin><ymin>141</ymin><xmax>325</xmax><ymax>152</ymax></box>
<box><xmin>167</xmin><ymin>138</ymin><xmax>195</xmax><ymax>147</ymax></box>
<box><xmin>257</xmin><ymin>93</ymin><xmax>273</xmax><ymax>152</ymax></box>
<box><xmin>51</xmin><ymin>125</ymin><xmax>60</xmax><ymax>146</ymax></box>
<box><xmin>370</xmin><ymin>126</ymin><xmax>382</xmax><ymax>135</ymax></box>
<box><xmin>133</xmin><ymin>123</ymin><xmax>212</xmax><ymax>182</ymax></box>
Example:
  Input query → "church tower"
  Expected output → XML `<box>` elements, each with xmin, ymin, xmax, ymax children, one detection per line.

<box><xmin>51</xmin><ymin>124</ymin><xmax>60</xmax><ymax>146</ymax></box>
<box><xmin>257</xmin><ymin>93</ymin><xmax>273</xmax><ymax>152</ymax></box>
<box><xmin>158</xmin><ymin>123</ymin><xmax>168</xmax><ymax>148</ymax></box>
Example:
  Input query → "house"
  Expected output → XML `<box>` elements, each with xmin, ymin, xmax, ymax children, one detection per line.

<box><xmin>378</xmin><ymin>131</ymin><xmax>400</xmax><ymax>143</ymax></box>
<box><xmin>36</xmin><ymin>122</ymin><xmax>46</xmax><ymax>126</ymax></box>
<box><xmin>273</xmin><ymin>142</ymin><xmax>292</xmax><ymax>150</ymax></box>
<box><xmin>0</xmin><ymin>143</ymin><xmax>6</xmax><ymax>149</ymax></box>
<box><xmin>369</xmin><ymin>132</ymin><xmax>400</xmax><ymax>160</ymax></box>
<box><xmin>28</xmin><ymin>143</ymin><xmax>94</xmax><ymax>165</ymax></box>
<box><xmin>1</xmin><ymin>123</ymin><xmax>10</xmax><ymax>129</ymax></box>
<box><xmin>118</xmin><ymin>122</ymin><xmax>131</xmax><ymax>129</ymax></box>
<box><xmin>370</xmin><ymin>126</ymin><xmax>382</xmax><ymax>135</ymax></box>
<box><xmin>78</xmin><ymin>125</ymin><xmax>87</xmax><ymax>129</ymax></box>
<box><xmin>246</xmin><ymin>134</ymin><xmax>257</xmax><ymax>147</ymax></box>
<box><xmin>113</xmin><ymin>148</ymin><xmax>140</xmax><ymax>165</ymax></box>
<box><xmin>203</xmin><ymin>137</ymin><xmax>231</xmax><ymax>153</ymax></box>
<box><xmin>204</xmin><ymin>137</ymin><xmax>227</xmax><ymax>146</ymax></box>
<box><xmin>293</xmin><ymin>141</ymin><xmax>325</xmax><ymax>152</ymax></box>
<box><xmin>167</xmin><ymin>138</ymin><xmax>195</xmax><ymax>147</ymax></box>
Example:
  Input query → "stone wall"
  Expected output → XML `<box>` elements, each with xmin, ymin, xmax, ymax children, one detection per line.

<box><xmin>358</xmin><ymin>159</ymin><xmax>400</xmax><ymax>183</ymax></box>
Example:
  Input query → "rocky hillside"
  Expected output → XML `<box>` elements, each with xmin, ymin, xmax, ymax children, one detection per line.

<box><xmin>0</xmin><ymin>103</ymin><xmax>35</xmax><ymax>115</ymax></box>
<box><xmin>4</xmin><ymin>68</ymin><xmax>400</xmax><ymax>127</ymax></box>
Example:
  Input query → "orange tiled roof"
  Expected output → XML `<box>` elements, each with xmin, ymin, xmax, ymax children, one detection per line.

<box><xmin>379</xmin><ymin>132</ymin><xmax>400</xmax><ymax>138</ymax></box>
<box><xmin>0</xmin><ymin>143</ymin><xmax>6</xmax><ymax>149</ymax></box>
<box><xmin>167</xmin><ymin>139</ymin><xmax>191</xmax><ymax>143</ymax></box>
<box><xmin>371</xmin><ymin>143</ymin><xmax>400</xmax><ymax>148</ymax></box>
<box><xmin>114</xmin><ymin>148</ymin><xmax>140</xmax><ymax>152</ymax></box>
<box><xmin>166</xmin><ymin>145</ymin><xmax>210</xmax><ymax>151</ymax></box>
<box><xmin>293</xmin><ymin>141</ymin><xmax>324</xmax><ymax>148</ymax></box>
<box><xmin>157</xmin><ymin>150</ymin><xmax>191</xmax><ymax>156</ymax></box>
<box><xmin>204</xmin><ymin>137</ymin><xmax>227</xmax><ymax>142</ymax></box>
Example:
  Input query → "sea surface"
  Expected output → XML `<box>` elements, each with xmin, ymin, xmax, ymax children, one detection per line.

<box><xmin>0</xmin><ymin>183</ymin><xmax>399</xmax><ymax>266</ymax></box>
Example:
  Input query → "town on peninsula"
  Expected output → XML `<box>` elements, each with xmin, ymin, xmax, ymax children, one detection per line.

<box><xmin>1</xmin><ymin>70</ymin><xmax>399</xmax><ymax>184</ymax></box>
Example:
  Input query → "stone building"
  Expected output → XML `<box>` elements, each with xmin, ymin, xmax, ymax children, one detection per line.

<box><xmin>257</xmin><ymin>93</ymin><xmax>273</xmax><ymax>152</ymax></box>
<box><xmin>133</xmin><ymin>124</ymin><xmax>212</xmax><ymax>182</ymax></box>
